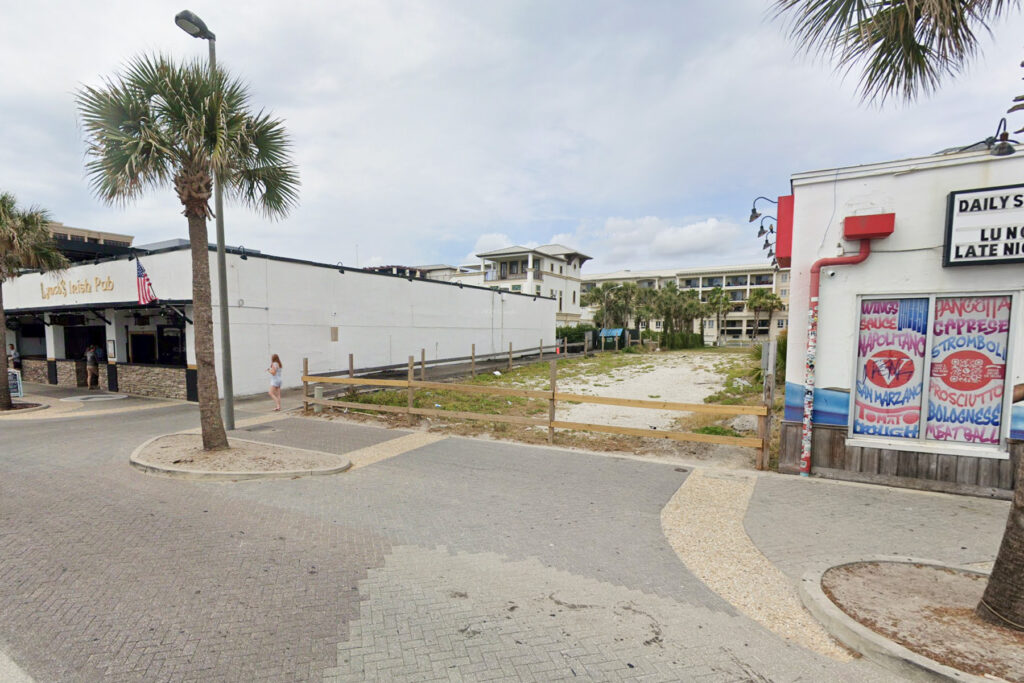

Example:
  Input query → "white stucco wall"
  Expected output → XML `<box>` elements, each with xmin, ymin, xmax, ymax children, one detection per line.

<box><xmin>785</xmin><ymin>151</ymin><xmax>1024</xmax><ymax>393</ymax></box>
<box><xmin>3</xmin><ymin>248</ymin><xmax>556</xmax><ymax>397</ymax></box>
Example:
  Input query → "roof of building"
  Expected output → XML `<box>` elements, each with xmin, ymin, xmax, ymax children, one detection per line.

<box><xmin>584</xmin><ymin>263</ymin><xmax>784</xmax><ymax>282</ymax></box>
<box><xmin>475</xmin><ymin>243</ymin><xmax>592</xmax><ymax>263</ymax></box>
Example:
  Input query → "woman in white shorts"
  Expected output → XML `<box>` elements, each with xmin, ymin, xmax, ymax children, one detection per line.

<box><xmin>267</xmin><ymin>353</ymin><xmax>283</xmax><ymax>411</ymax></box>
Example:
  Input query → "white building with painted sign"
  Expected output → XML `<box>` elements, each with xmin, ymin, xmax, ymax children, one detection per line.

<box><xmin>774</xmin><ymin>149</ymin><xmax>1024</xmax><ymax>498</ymax></box>
<box><xmin>3</xmin><ymin>240</ymin><xmax>557</xmax><ymax>401</ymax></box>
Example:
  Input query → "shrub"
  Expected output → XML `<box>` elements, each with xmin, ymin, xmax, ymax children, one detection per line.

<box><xmin>556</xmin><ymin>324</ymin><xmax>596</xmax><ymax>345</ymax></box>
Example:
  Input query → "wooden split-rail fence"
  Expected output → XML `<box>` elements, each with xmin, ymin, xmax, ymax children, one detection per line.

<box><xmin>301</xmin><ymin>352</ymin><xmax>773</xmax><ymax>470</ymax></box>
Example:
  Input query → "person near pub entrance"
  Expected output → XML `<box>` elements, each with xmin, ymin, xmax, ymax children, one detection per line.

<box><xmin>7</xmin><ymin>344</ymin><xmax>19</xmax><ymax>370</ymax></box>
<box><xmin>267</xmin><ymin>354</ymin><xmax>283</xmax><ymax>411</ymax></box>
<box><xmin>85</xmin><ymin>345</ymin><xmax>99</xmax><ymax>390</ymax></box>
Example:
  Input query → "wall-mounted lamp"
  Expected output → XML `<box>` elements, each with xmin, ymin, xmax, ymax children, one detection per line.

<box><xmin>457</xmin><ymin>282</ymin><xmax>463</xmax><ymax>288</ymax></box>
<box><xmin>762</xmin><ymin>237</ymin><xmax>775</xmax><ymax>250</ymax></box>
<box><xmin>990</xmin><ymin>117</ymin><xmax>1017</xmax><ymax>156</ymax></box>
<box><xmin>337</xmin><ymin>261</ymin><xmax>345</xmax><ymax>274</ymax></box>
<box><xmin>757</xmin><ymin>216</ymin><xmax>776</xmax><ymax>238</ymax></box>
<box><xmin>127</xmin><ymin>250</ymin><xmax>136</xmax><ymax>261</ymax></box>
<box><xmin>748</xmin><ymin>196</ymin><xmax>778</xmax><ymax>222</ymax></box>
<box><xmin>239</xmin><ymin>246</ymin><xmax>248</xmax><ymax>260</ymax></box>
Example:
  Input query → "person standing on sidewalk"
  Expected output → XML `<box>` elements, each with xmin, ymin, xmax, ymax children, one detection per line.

<box><xmin>7</xmin><ymin>344</ymin><xmax>19</xmax><ymax>370</ymax></box>
<box><xmin>85</xmin><ymin>345</ymin><xmax>99</xmax><ymax>390</ymax></box>
<box><xmin>267</xmin><ymin>353</ymin><xmax>283</xmax><ymax>411</ymax></box>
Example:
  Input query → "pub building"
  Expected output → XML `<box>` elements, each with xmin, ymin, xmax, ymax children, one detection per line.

<box><xmin>3</xmin><ymin>239</ymin><xmax>556</xmax><ymax>401</ymax></box>
<box><xmin>776</xmin><ymin>147</ymin><xmax>1024</xmax><ymax>498</ymax></box>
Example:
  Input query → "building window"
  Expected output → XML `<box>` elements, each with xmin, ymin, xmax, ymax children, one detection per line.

<box><xmin>536</xmin><ymin>285</ymin><xmax>541</xmax><ymax>295</ymax></box>
<box><xmin>500</xmin><ymin>262</ymin><xmax>508</xmax><ymax>278</ymax></box>
<box><xmin>777</xmin><ymin>320</ymin><xmax>786</xmax><ymax>328</ymax></box>
<box><xmin>511</xmin><ymin>284</ymin><xmax>521</xmax><ymax>291</ymax></box>
<box><xmin>781</xmin><ymin>273</ymin><xmax>789</xmax><ymax>283</ymax></box>
<box><xmin>559</xmin><ymin>265</ymin><xmax>563</xmax><ymax>274</ymax></box>
<box><xmin>655</xmin><ymin>320</ymin><xmax>662</xmax><ymax>329</ymax></box>
<box><xmin>852</xmin><ymin>294</ymin><xmax>1012</xmax><ymax>448</ymax></box>
<box><xmin>68</xmin><ymin>234</ymin><xmax>85</xmax><ymax>242</ymax></box>
<box><xmin>510</xmin><ymin>261</ymin><xmax>519</xmax><ymax>275</ymax></box>
<box><xmin>706</xmin><ymin>319</ymin><xmax>714</xmax><ymax>329</ymax></box>
<box><xmin>572</xmin><ymin>291</ymin><xmax>576</xmax><ymax>304</ymax></box>
<box><xmin>551</xmin><ymin>264</ymin><xmax>555</xmax><ymax>272</ymax></box>
<box><xmin>781</xmin><ymin>289</ymin><xmax>788</xmax><ymax>297</ymax></box>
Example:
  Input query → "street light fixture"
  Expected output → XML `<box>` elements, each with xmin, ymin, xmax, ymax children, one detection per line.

<box><xmin>748</xmin><ymin>196</ymin><xmax>778</xmax><ymax>223</ymax></box>
<box><xmin>756</xmin><ymin>216</ymin><xmax>776</xmax><ymax>238</ymax></box>
<box><xmin>175</xmin><ymin>9</ymin><xmax>235</xmax><ymax>430</ymax></box>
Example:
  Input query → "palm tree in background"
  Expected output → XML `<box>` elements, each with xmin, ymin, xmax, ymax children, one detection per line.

<box><xmin>775</xmin><ymin>0</ymin><xmax>1024</xmax><ymax>630</ymax></box>
<box><xmin>77</xmin><ymin>54</ymin><xmax>299</xmax><ymax>450</ymax></box>
<box><xmin>0</xmin><ymin>193</ymin><xmax>67</xmax><ymax>410</ymax></box>
<box><xmin>705</xmin><ymin>287</ymin><xmax>733</xmax><ymax>346</ymax></box>
<box><xmin>634</xmin><ymin>287</ymin><xmax>659</xmax><ymax>332</ymax></box>
<box><xmin>747</xmin><ymin>289</ymin><xmax>785</xmax><ymax>339</ymax></box>
<box><xmin>582</xmin><ymin>283</ymin><xmax>621</xmax><ymax>327</ymax></box>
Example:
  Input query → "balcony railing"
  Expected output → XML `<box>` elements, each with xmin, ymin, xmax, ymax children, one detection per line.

<box><xmin>484</xmin><ymin>270</ymin><xmax>543</xmax><ymax>282</ymax></box>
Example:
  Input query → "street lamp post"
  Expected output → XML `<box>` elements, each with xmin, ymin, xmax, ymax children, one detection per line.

<box><xmin>175</xmin><ymin>9</ymin><xmax>235</xmax><ymax>430</ymax></box>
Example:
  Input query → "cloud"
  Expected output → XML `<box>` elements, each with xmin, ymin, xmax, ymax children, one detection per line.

<box><xmin>1</xmin><ymin>0</ymin><xmax>1023</xmax><ymax>274</ymax></box>
<box><xmin>550</xmin><ymin>216</ymin><xmax>766</xmax><ymax>273</ymax></box>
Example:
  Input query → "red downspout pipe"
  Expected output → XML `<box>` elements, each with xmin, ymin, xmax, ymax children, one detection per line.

<box><xmin>798</xmin><ymin>239</ymin><xmax>872</xmax><ymax>476</ymax></box>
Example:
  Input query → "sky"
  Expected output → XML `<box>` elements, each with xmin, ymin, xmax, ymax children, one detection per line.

<box><xmin>2</xmin><ymin>1</ymin><xmax>1024</xmax><ymax>275</ymax></box>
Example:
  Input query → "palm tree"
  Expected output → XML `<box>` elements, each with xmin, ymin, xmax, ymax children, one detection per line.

<box><xmin>77</xmin><ymin>54</ymin><xmax>299</xmax><ymax>450</ymax></box>
<box><xmin>747</xmin><ymin>289</ymin><xmax>785</xmax><ymax>339</ymax></box>
<box><xmin>773</xmin><ymin>0</ymin><xmax>1021</xmax><ymax>103</ymax></box>
<box><xmin>705</xmin><ymin>287</ymin><xmax>733</xmax><ymax>346</ymax></box>
<box><xmin>775</xmin><ymin>0</ymin><xmax>1024</xmax><ymax>630</ymax></box>
<box><xmin>0</xmin><ymin>193</ymin><xmax>67</xmax><ymax>410</ymax></box>
<box><xmin>582</xmin><ymin>283</ymin><xmax>621</xmax><ymax>327</ymax></box>
<box><xmin>634</xmin><ymin>287</ymin><xmax>659</xmax><ymax>332</ymax></box>
<box><xmin>615</xmin><ymin>282</ymin><xmax>640</xmax><ymax>328</ymax></box>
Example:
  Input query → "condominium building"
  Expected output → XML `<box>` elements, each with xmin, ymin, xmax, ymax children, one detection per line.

<box><xmin>449</xmin><ymin>244</ymin><xmax>592</xmax><ymax>325</ymax></box>
<box><xmin>582</xmin><ymin>264</ymin><xmax>790</xmax><ymax>342</ymax></box>
<box><xmin>47</xmin><ymin>222</ymin><xmax>134</xmax><ymax>262</ymax></box>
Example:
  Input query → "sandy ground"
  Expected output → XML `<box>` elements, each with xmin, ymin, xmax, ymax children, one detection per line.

<box><xmin>823</xmin><ymin>562</ymin><xmax>1024</xmax><ymax>681</ymax></box>
<box><xmin>136</xmin><ymin>434</ymin><xmax>349</xmax><ymax>473</ymax></box>
<box><xmin>662</xmin><ymin>469</ymin><xmax>852</xmax><ymax>660</ymax></box>
<box><xmin>555</xmin><ymin>351</ymin><xmax>727</xmax><ymax>430</ymax></box>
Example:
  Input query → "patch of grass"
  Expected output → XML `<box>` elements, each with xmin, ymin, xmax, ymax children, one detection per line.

<box><xmin>648</xmin><ymin>394</ymin><xmax>661</xmax><ymax>399</ymax></box>
<box><xmin>693</xmin><ymin>424</ymin><xmax>742</xmax><ymax>438</ymax></box>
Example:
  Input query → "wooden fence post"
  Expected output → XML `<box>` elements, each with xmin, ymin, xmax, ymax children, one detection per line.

<box><xmin>302</xmin><ymin>357</ymin><xmax>309</xmax><ymax>411</ymax></box>
<box><xmin>347</xmin><ymin>353</ymin><xmax>355</xmax><ymax>398</ymax></box>
<box><xmin>420</xmin><ymin>348</ymin><xmax>426</xmax><ymax>381</ymax></box>
<box><xmin>614</xmin><ymin>335</ymin><xmax>619</xmax><ymax>351</ymax></box>
<box><xmin>508</xmin><ymin>342</ymin><xmax>513</xmax><ymax>371</ymax></box>
<box><xmin>585</xmin><ymin>335</ymin><xmax>590</xmax><ymax>357</ymax></box>
<box><xmin>407</xmin><ymin>356</ymin><xmax>415</xmax><ymax>426</ymax></box>
<box><xmin>539</xmin><ymin>339</ymin><xmax>543</xmax><ymax>360</ymax></box>
<box><xmin>548</xmin><ymin>359</ymin><xmax>557</xmax><ymax>444</ymax></box>
<box><xmin>471</xmin><ymin>343</ymin><xmax>476</xmax><ymax>377</ymax></box>
<box><xmin>758</xmin><ymin>340</ymin><xmax>777</xmax><ymax>471</ymax></box>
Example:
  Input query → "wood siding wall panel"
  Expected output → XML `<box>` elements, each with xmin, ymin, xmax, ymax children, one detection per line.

<box><xmin>778</xmin><ymin>421</ymin><xmax>1016</xmax><ymax>496</ymax></box>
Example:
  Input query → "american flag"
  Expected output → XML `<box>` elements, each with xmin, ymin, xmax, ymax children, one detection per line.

<box><xmin>137</xmin><ymin>261</ymin><xmax>158</xmax><ymax>305</ymax></box>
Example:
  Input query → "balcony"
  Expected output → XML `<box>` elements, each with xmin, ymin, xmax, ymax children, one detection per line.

<box><xmin>725</xmin><ymin>276</ymin><xmax>748</xmax><ymax>287</ymax></box>
<box><xmin>484</xmin><ymin>270</ymin><xmax>543</xmax><ymax>282</ymax></box>
<box><xmin>751</xmin><ymin>275</ymin><xmax>774</xmax><ymax>286</ymax></box>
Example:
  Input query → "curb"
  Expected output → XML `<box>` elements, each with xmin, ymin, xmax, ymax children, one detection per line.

<box><xmin>798</xmin><ymin>556</ymin><xmax>992</xmax><ymax>682</ymax></box>
<box><xmin>0</xmin><ymin>403</ymin><xmax>49</xmax><ymax>416</ymax></box>
<box><xmin>129</xmin><ymin>433</ymin><xmax>352</xmax><ymax>481</ymax></box>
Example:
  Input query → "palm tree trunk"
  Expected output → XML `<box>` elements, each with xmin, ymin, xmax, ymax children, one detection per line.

<box><xmin>187</xmin><ymin>215</ymin><xmax>229</xmax><ymax>450</ymax></box>
<box><xmin>0</xmin><ymin>283</ymin><xmax>11</xmax><ymax>411</ymax></box>
<box><xmin>977</xmin><ymin>450</ymin><xmax>1024</xmax><ymax>631</ymax></box>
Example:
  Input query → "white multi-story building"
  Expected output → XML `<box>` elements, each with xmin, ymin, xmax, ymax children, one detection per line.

<box><xmin>582</xmin><ymin>264</ymin><xmax>790</xmax><ymax>343</ymax></box>
<box><xmin>449</xmin><ymin>244</ymin><xmax>592</xmax><ymax>325</ymax></box>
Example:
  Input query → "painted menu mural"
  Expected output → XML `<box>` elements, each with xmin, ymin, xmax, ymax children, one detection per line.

<box><xmin>854</xmin><ymin>298</ymin><xmax>929</xmax><ymax>438</ymax></box>
<box><xmin>927</xmin><ymin>295</ymin><xmax>1011</xmax><ymax>444</ymax></box>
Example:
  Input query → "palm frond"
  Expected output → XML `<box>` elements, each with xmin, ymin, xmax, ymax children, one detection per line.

<box><xmin>773</xmin><ymin>0</ymin><xmax>1021</xmax><ymax>102</ymax></box>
